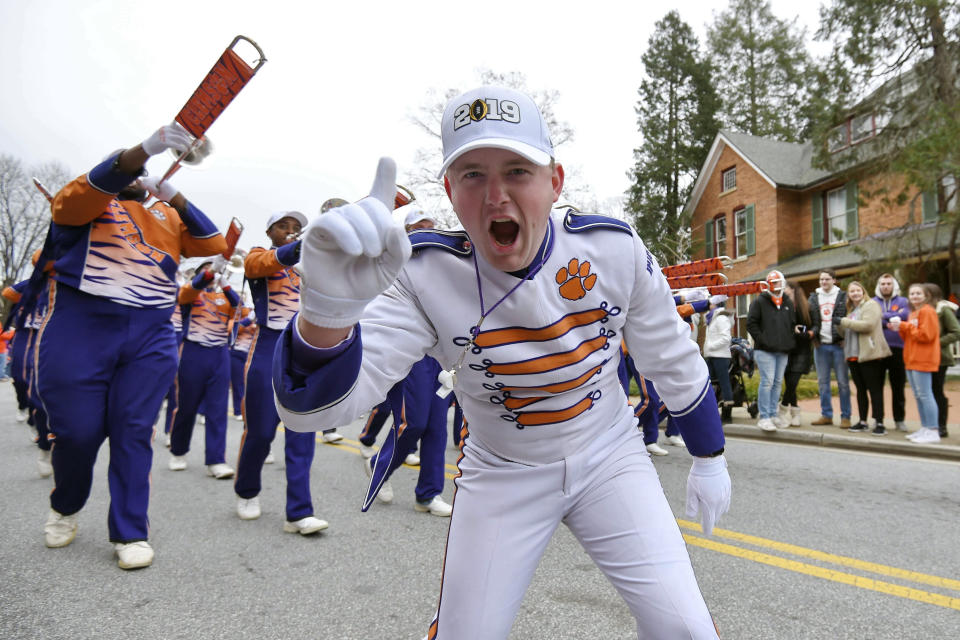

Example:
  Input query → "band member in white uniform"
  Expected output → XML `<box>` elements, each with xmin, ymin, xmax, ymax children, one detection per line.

<box><xmin>273</xmin><ymin>86</ymin><xmax>731</xmax><ymax>639</ymax></box>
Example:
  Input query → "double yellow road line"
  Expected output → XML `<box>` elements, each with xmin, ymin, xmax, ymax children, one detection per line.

<box><xmin>321</xmin><ymin>436</ymin><xmax>960</xmax><ymax>611</ymax></box>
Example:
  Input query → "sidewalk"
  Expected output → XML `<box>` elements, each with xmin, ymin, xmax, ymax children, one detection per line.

<box><xmin>722</xmin><ymin>381</ymin><xmax>960</xmax><ymax>462</ymax></box>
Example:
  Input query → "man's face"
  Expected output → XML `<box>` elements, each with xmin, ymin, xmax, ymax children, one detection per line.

<box><xmin>406</xmin><ymin>219</ymin><xmax>435</xmax><ymax>233</ymax></box>
<box><xmin>267</xmin><ymin>217</ymin><xmax>302</xmax><ymax>247</ymax></box>
<box><xmin>819</xmin><ymin>272</ymin><xmax>836</xmax><ymax>292</ymax></box>
<box><xmin>117</xmin><ymin>182</ymin><xmax>147</xmax><ymax>203</ymax></box>
<box><xmin>878</xmin><ymin>277</ymin><xmax>894</xmax><ymax>297</ymax></box>
<box><xmin>444</xmin><ymin>148</ymin><xmax>563</xmax><ymax>272</ymax></box>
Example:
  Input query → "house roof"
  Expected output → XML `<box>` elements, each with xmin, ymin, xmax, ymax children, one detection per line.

<box><xmin>719</xmin><ymin>131</ymin><xmax>835</xmax><ymax>189</ymax></box>
<box><xmin>683</xmin><ymin>130</ymin><xmax>865</xmax><ymax>219</ymax></box>
<box><xmin>739</xmin><ymin>222</ymin><xmax>949</xmax><ymax>282</ymax></box>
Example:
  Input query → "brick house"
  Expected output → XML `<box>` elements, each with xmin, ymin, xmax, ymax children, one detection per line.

<box><xmin>683</xmin><ymin>129</ymin><xmax>956</xmax><ymax>337</ymax></box>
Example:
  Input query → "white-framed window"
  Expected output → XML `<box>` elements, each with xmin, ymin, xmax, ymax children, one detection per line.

<box><xmin>828</xmin><ymin>124</ymin><xmax>848</xmax><ymax>152</ymax></box>
<box><xmin>736</xmin><ymin>293</ymin><xmax>754</xmax><ymax>339</ymax></box>
<box><xmin>825</xmin><ymin>187</ymin><xmax>847</xmax><ymax>245</ymax></box>
<box><xmin>734</xmin><ymin>207</ymin><xmax>747</xmax><ymax>257</ymax></box>
<box><xmin>941</xmin><ymin>174</ymin><xmax>958</xmax><ymax>214</ymax></box>
<box><xmin>722</xmin><ymin>167</ymin><xmax>736</xmax><ymax>192</ymax></box>
<box><xmin>850</xmin><ymin>113</ymin><xmax>874</xmax><ymax>144</ymax></box>
<box><xmin>714</xmin><ymin>214</ymin><xmax>727</xmax><ymax>257</ymax></box>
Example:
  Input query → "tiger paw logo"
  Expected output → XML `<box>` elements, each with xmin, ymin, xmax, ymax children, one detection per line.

<box><xmin>556</xmin><ymin>258</ymin><xmax>597</xmax><ymax>301</ymax></box>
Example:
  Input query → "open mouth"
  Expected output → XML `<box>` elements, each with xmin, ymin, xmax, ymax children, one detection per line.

<box><xmin>490</xmin><ymin>219</ymin><xmax>519</xmax><ymax>247</ymax></box>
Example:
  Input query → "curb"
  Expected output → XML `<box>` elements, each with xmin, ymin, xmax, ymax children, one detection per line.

<box><xmin>723</xmin><ymin>422</ymin><xmax>960</xmax><ymax>462</ymax></box>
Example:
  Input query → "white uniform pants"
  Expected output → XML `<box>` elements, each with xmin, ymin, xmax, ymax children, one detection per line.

<box><xmin>428</xmin><ymin>423</ymin><xmax>718</xmax><ymax>639</ymax></box>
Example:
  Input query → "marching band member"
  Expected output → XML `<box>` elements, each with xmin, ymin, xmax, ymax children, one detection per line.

<box><xmin>232</xmin><ymin>211</ymin><xmax>327</xmax><ymax>535</ymax></box>
<box><xmin>34</xmin><ymin>123</ymin><xmax>226</xmax><ymax>569</ymax></box>
<box><xmin>273</xmin><ymin>86</ymin><xmax>730</xmax><ymax>638</ymax></box>
<box><xmin>230</xmin><ymin>302</ymin><xmax>255</xmax><ymax>421</ymax></box>
<box><xmin>168</xmin><ymin>261</ymin><xmax>239</xmax><ymax>478</ymax></box>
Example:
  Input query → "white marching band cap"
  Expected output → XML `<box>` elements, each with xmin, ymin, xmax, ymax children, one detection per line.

<box><xmin>397</xmin><ymin>202</ymin><xmax>433</xmax><ymax>227</ymax></box>
<box><xmin>437</xmin><ymin>85</ymin><xmax>554</xmax><ymax>178</ymax></box>
<box><xmin>265</xmin><ymin>210</ymin><xmax>308</xmax><ymax>232</ymax></box>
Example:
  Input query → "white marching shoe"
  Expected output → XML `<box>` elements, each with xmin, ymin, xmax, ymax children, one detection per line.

<box><xmin>44</xmin><ymin>509</ymin><xmax>78</xmax><ymax>548</ymax></box>
<box><xmin>414</xmin><ymin>496</ymin><xmax>452</xmax><ymax>517</ymax></box>
<box><xmin>237</xmin><ymin>496</ymin><xmax>261</xmax><ymax>520</ymax></box>
<box><xmin>646</xmin><ymin>442</ymin><xmax>669</xmax><ymax>456</ymax></box>
<box><xmin>321</xmin><ymin>430</ymin><xmax>343</xmax><ymax>443</ymax></box>
<box><xmin>283</xmin><ymin>516</ymin><xmax>329</xmax><ymax>535</ymax></box>
<box><xmin>264</xmin><ymin>451</ymin><xmax>275</xmax><ymax>464</ymax></box>
<box><xmin>37</xmin><ymin>449</ymin><xmax>53</xmax><ymax>478</ymax></box>
<box><xmin>666</xmin><ymin>434</ymin><xmax>685</xmax><ymax>447</ymax></box>
<box><xmin>404</xmin><ymin>452</ymin><xmax>421</xmax><ymax>465</ymax></box>
<box><xmin>206</xmin><ymin>463</ymin><xmax>234</xmax><ymax>479</ymax></box>
<box><xmin>168</xmin><ymin>455</ymin><xmax>187</xmax><ymax>471</ymax></box>
<box><xmin>114</xmin><ymin>541</ymin><xmax>154</xmax><ymax>570</ymax></box>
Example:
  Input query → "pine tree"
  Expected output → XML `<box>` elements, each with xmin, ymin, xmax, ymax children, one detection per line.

<box><xmin>707</xmin><ymin>0</ymin><xmax>812</xmax><ymax>142</ymax></box>
<box><xmin>626</xmin><ymin>11</ymin><xmax>720</xmax><ymax>265</ymax></box>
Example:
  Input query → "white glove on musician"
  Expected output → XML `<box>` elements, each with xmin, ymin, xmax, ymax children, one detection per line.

<box><xmin>678</xmin><ymin>288</ymin><xmax>708</xmax><ymax>303</ymax></box>
<box><xmin>139</xmin><ymin>176</ymin><xmax>179</xmax><ymax>203</ymax></box>
<box><xmin>140</xmin><ymin>123</ymin><xmax>192</xmax><ymax>157</ymax></box>
<box><xmin>210</xmin><ymin>254</ymin><xmax>228</xmax><ymax>274</ymax></box>
<box><xmin>685</xmin><ymin>455</ymin><xmax>731</xmax><ymax>537</ymax></box>
<box><xmin>709</xmin><ymin>294</ymin><xmax>728</xmax><ymax>306</ymax></box>
<box><xmin>298</xmin><ymin>158</ymin><xmax>412</xmax><ymax>329</ymax></box>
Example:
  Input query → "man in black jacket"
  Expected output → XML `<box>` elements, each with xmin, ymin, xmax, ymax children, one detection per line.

<box><xmin>747</xmin><ymin>270</ymin><xmax>797</xmax><ymax>432</ymax></box>
<box><xmin>807</xmin><ymin>269</ymin><xmax>850</xmax><ymax>427</ymax></box>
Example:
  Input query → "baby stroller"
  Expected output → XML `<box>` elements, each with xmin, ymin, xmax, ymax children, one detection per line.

<box><xmin>712</xmin><ymin>337</ymin><xmax>758</xmax><ymax>419</ymax></box>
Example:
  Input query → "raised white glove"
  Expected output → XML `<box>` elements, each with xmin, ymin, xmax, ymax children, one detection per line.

<box><xmin>140</xmin><ymin>123</ymin><xmax>192</xmax><ymax>157</ymax></box>
<box><xmin>709</xmin><ymin>294</ymin><xmax>728</xmax><ymax>306</ymax></box>
<box><xmin>139</xmin><ymin>176</ymin><xmax>179</xmax><ymax>203</ymax></box>
<box><xmin>210</xmin><ymin>254</ymin><xmax>228</xmax><ymax>274</ymax></box>
<box><xmin>685</xmin><ymin>455</ymin><xmax>731</xmax><ymax>537</ymax></box>
<box><xmin>679</xmin><ymin>288</ymin><xmax>708</xmax><ymax>302</ymax></box>
<box><xmin>298</xmin><ymin>158</ymin><xmax>411</xmax><ymax>328</ymax></box>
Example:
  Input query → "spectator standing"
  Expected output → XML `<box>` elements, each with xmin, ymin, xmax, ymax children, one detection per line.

<box><xmin>839</xmin><ymin>281</ymin><xmax>891</xmax><ymax>434</ymax></box>
<box><xmin>747</xmin><ymin>270</ymin><xmax>796</xmax><ymax>431</ymax></box>
<box><xmin>703</xmin><ymin>303</ymin><xmax>735</xmax><ymax>423</ymax></box>
<box><xmin>891</xmin><ymin>284</ymin><xmax>941</xmax><ymax>444</ymax></box>
<box><xmin>809</xmin><ymin>269</ymin><xmax>851</xmax><ymax>427</ymax></box>
<box><xmin>781</xmin><ymin>281</ymin><xmax>813</xmax><ymax>426</ymax></box>
<box><xmin>926</xmin><ymin>283</ymin><xmax>960</xmax><ymax>438</ymax></box>
<box><xmin>873</xmin><ymin>274</ymin><xmax>910</xmax><ymax>431</ymax></box>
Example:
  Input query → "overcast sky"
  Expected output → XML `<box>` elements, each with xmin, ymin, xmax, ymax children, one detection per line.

<box><xmin>0</xmin><ymin>0</ymin><xmax>824</xmax><ymax>250</ymax></box>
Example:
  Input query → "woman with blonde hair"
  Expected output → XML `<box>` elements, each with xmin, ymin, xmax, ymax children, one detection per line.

<box><xmin>890</xmin><ymin>283</ymin><xmax>941</xmax><ymax>443</ymax></box>
<box><xmin>839</xmin><ymin>281</ymin><xmax>891</xmax><ymax>434</ymax></box>
<box><xmin>780</xmin><ymin>281</ymin><xmax>813</xmax><ymax>426</ymax></box>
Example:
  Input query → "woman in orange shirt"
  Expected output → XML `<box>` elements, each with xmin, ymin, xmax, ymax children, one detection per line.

<box><xmin>892</xmin><ymin>283</ymin><xmax>941</xmax><ymax>443</ymax></box>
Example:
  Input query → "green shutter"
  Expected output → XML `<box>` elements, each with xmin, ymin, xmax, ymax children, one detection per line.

<box><xmin>922</xmin><ymin>190</ymin><xmax>939</xmax><ymax>222</ymax></box>
<box><xmin>744</xmin><ymin>204</ymin><xmax>755</xmax><ymax>256</ymax></box>
<box><xmin>845</xmin><ymin>181</ymin><xmax>859</xmax><ymax>240</ymax></box>
<box><xmin>705</xmin><ymin>219</ymin><xmax>714</xmax><ymax>258</ymax></box>
<box><xmin>812</xmin><ymin>193</ymin><xmax>823</xmax><ymax>248</ymax></box>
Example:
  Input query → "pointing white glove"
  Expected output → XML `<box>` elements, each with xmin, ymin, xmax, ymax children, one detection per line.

<box><xmin>139</xmin><ymin>176</ymin><xmax>179</xmax><ymax>203</ymax></box>
<box><xmin>685</xmin><ymin>455</ymin><xmax>731</xmax><ymax>537</ymax></box>
<box><xmin>140</xmin><ymin>123</ymin><xmax>193</xmax><ymax>157</ymax></box>
<box><xmin>298</xmin><ymin>158</ymin><xmax>412</xmax><ymax>328</ymax></box>
<box><xmin>709</xmin><ymin>294</ymin><xmax>728</xmax><ymax>306</ymax></box>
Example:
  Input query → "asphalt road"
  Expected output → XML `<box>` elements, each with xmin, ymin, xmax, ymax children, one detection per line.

<box><xmin>0</xmin><ymin>384</ymin><xmax>958</xmax><ymax>639</ymax></box>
